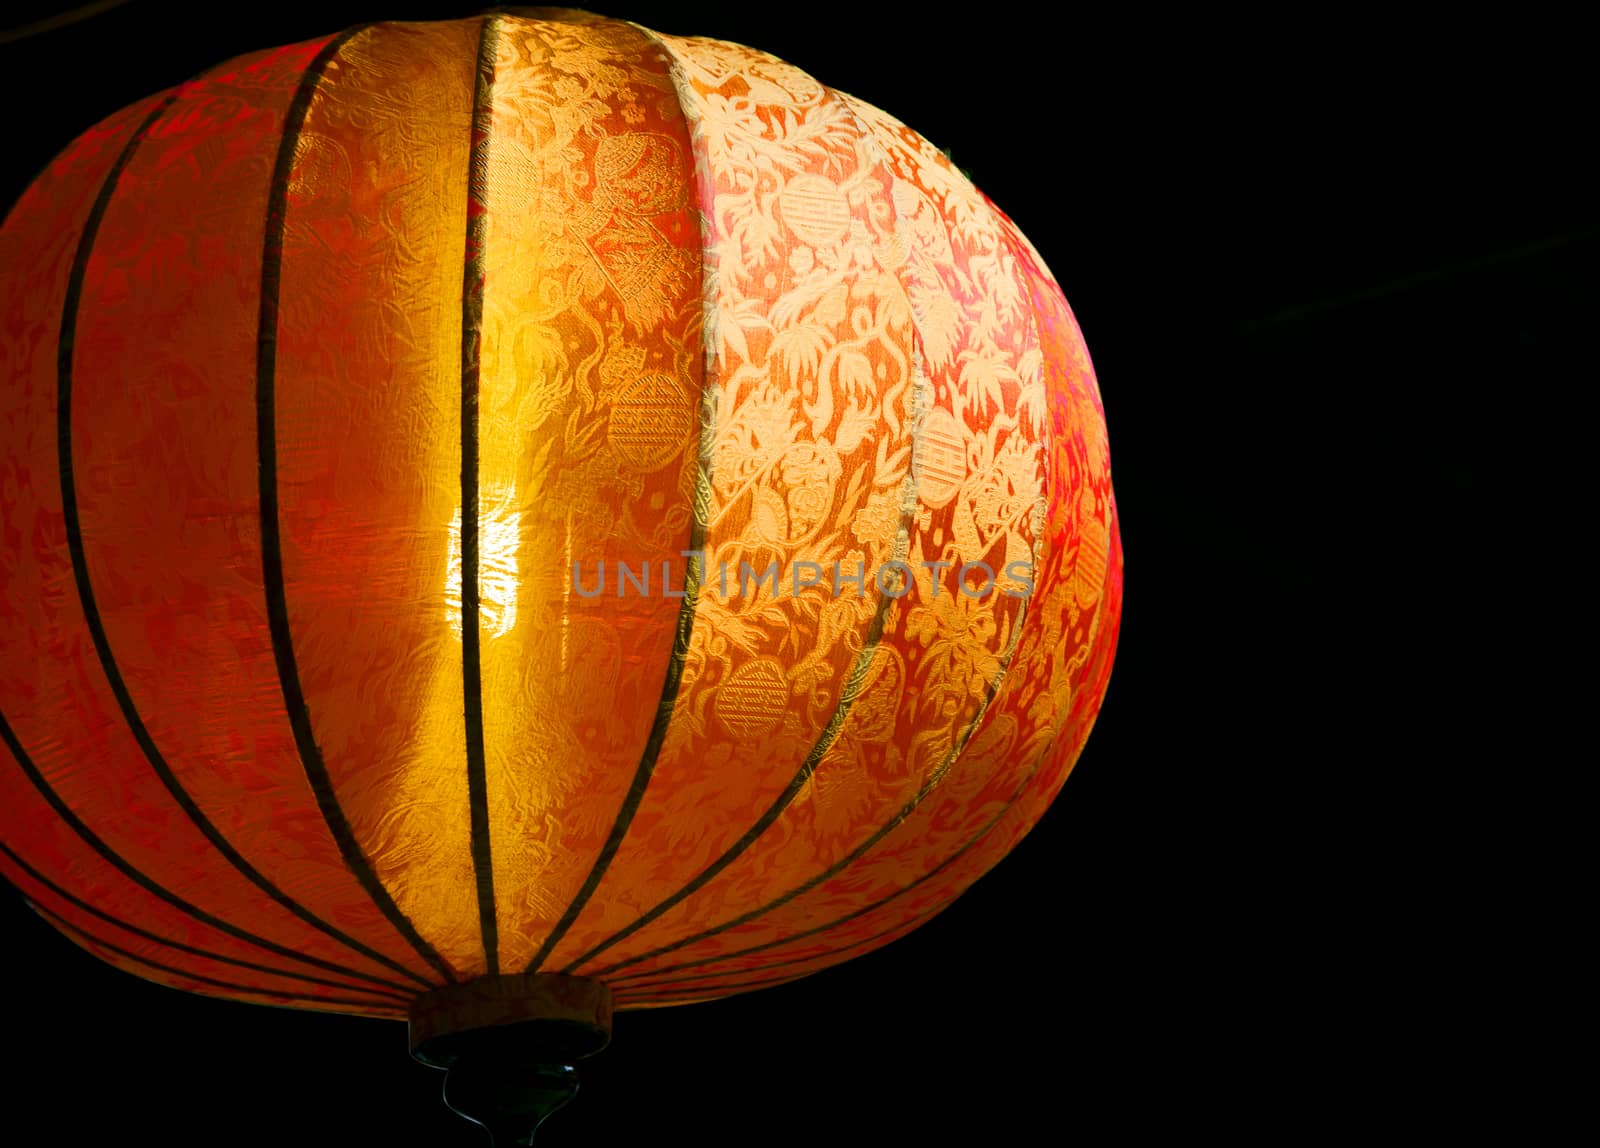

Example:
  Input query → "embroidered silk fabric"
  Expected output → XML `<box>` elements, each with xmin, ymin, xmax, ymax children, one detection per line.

<box><xmin>0</xmin><ymin>11</ymin><xmax>1121</xmax><ymax>1017</ymax></box>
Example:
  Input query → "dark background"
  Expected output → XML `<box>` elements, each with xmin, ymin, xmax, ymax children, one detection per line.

<box><xmin>1</xmin><ymin>1</ymin><xmax>1585</xmax><ymax>1142</ymax></box>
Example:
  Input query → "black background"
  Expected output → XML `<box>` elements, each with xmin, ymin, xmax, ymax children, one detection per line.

<box><xmin>0</xmin><ymin>1</ymin><xmax>1586</xmax><ymax>1143</ymax></box>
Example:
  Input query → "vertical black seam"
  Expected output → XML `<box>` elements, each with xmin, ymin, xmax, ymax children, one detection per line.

<box><xmin>256</xmin><ymin>24</ymin><xmax>456</xmax><ymax>985</ymax></box>
<box><xmin>460</xmin><ymin>12</ymin><xmax>502</xmax><ymax>975</ymax></box>
<box><xmin>53</xmin><ymin>68</ymin><xmax>439</xmax><ymax>991</ymax></box>
<box><xmin>0</xmin><ymin>840</ymin><xmax>411</xmax><ymax>1002</ymax></box>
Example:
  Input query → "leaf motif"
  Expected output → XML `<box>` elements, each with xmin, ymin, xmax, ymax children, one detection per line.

<box><xmin>721</xmin><ymin>303</ymin><xmax>750</xmax><ymax>364</ymax></box>
<box><xmin>835</xmin><ymin>347</ymin><xmax>873</xmax><ymax>396</ymax></box>
<box><xmin>811</xmin><ymin>282</ymin><xmax>849</xmax><ymax>330</ymax></box>
<box><xmin>771</xmin><ymin>324</ymin><xmax>831</xmax><ymax>386</ymax></box>
<box><xmin>834</xmin><ymin>401</ymin><xmax>874</xmax><ymax>456</ymax></box>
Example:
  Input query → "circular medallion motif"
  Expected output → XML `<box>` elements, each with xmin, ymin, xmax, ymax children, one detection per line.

<box><xmin>608</xmin><ymin>373</ymin><xmax>692</xmax><ymax>471</ymax></box>
<box><xmin>917</xmin><ymin>407</ymin><xmax>968</xmax><ymax>510</ymax></box>
<box><xmin>714</xmin><ymin>657</ymin><xmax>790</xmax><ymax>740</ymax></box>
<box><xmin>779</xmin><ymin>172</ymin><xmax>850</xmax><ymax>247</ymax></box>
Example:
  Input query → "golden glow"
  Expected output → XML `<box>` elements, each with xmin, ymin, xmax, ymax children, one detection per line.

<box><xmin>472</xmin><ymin>16</ymin><xmax>707</xmax><ymax>971</ymax></box>
<box><xmin>266</xmin><ymin>20</ymin><xmax>486</xmax><ymax>975</ymax></box>
<box><xmin>446</xmin><ymin>488</ymin><xmax>522</xmax><ymax>642</ymax></box>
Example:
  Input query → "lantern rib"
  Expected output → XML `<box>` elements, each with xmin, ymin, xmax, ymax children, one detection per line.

<box><xmin>0</xmin><ymin>840</ymin><xmax>413</xmax><ymax>1003</ymax></box>
<box><xmin>32</xmin><ymin>903</ymin><xmax>407</xmax><ymax>1015</ymax></box>
<box><xmin>459</xmin><ymin>12</ymin><xmax>503</xmax><ymax>977</ymax></box>
<box><xmin>255</xmin><ymin>24</ymin><xmax>457</xmax><ymax>987</ymax></box>
<box><xmin>39</xmin><ymin>76</ymin><xmax>439</xmax><ymax>996</ymax></box>
<box><xmin>0</xmin><ymin>707</ymin><xmax>418</xmax><ymax>995</ymax></box>
<box><xmin>523</xmin><ymin>17</ymin><xmax>719</xmax><ymax>975</ymax></box>
<box><xmin>579</xmin><ymin>130</ymin><xmax>1053</xmax><ymax>981</ymax></box>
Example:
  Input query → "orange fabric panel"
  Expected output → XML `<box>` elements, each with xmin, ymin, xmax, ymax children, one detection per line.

<box><xmin>540</xmin><ymin>29</ymin><xmax>922</xmax><ymax>972</ymax></box>
<box><xmin>0</xmin><ymin>63</ymin><xmax>425</xmax><ymax>991</ymax></box>
<box><xmin>0</xmin><ymin>94</ymin><xmax>158</xmax><ymax>736</ymax></box>
<box><xmin>470</xmin><ymin>15</ymin><xmax>707</xmax><ymax>972</ymax></box>
<box><xmin>269</xmin><ymin>19</ymin><xmax>482</xmax><ymax>977</ymax></box>
<box><xmin>0</xmin><ymin>91</ymin><xmax>165</xmax><ymax>946</ymax></box>
<box><xmin>590</xmin><ymin>229</ymin><xmax>1118</xmax><ymax>984</ymax></box>
<box><xmin>66</xmin><ymin>33</ymin><xmax>439</xmax><ymax>985</ymax></box>
<box><xmin>575</xmin><ymin>93</ymin><xmax>1054</xmax><ymax>972</ymax></box>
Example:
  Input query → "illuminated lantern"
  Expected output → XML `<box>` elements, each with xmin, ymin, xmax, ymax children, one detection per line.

<box><xmin>0</xmin><ymin>8</ymin><xmax>1122</xmax><ymax>1142</ymax></box>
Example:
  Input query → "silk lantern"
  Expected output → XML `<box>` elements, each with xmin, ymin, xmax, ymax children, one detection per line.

<box><xmin>0</xmin><ymin>8</ymin><xmax>1123</xmax><ymax>1142</ymax></box>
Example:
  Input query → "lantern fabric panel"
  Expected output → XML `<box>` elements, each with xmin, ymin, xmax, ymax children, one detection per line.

<box><xmin>0</xmin><ymin>64</ymin><xmax>441</xmax><ymax>1009</ymax></box>
<box><xmin>65</xmin><ymin>34</ymin><xmax>459</xmax><ymax>987</ymax></box>
<box><xmin>267</xmin><ymin>19</ymin><xmax>485</xmax><ymax>978</ymax></box>
<box><xmin>573</xmin><ymin>106</ymin><xmax>1122</xmax><ymax>988</ymax></box>
<box><xmin>0</xmin><ymin>60</ymin><xmax>438</xmax><ymax>997</ymax></box>
<box><xmin>531</xmin><ymin>26</ymin><xmax>1049</xmax><ymax>978</ymax></box>
<box><xmin>0</xmin><ymin>9</ymin><xmax>1120</xmax><ymax>1015</ymax></box>
<box><xmin>464</xmin><ymin>17</ymin><xmax>710</xmax><ymax>974</ymax></box>
<box><xmin>527</xmin><ymin>28</ymin><xmax>929</xmax><ymax>974</ymax></box>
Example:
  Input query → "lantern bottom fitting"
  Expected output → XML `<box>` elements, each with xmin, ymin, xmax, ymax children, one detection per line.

<box><xmin>410</xmin><ymin>974</ymin><xmax>613</xmax><ymax>1144</ymax></box>
<box><xmin>409</xmin><ymin>973</ymin><xmax>613</xmax><ymax>1067</ymax></box>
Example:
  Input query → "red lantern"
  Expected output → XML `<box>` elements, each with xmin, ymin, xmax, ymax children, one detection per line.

<box><xmin>0</xmin><ymin>8</ymin><xmax>1121</xmax><ymax>1139</ymax></box>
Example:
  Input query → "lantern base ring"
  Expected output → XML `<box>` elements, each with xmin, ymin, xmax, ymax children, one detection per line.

<box><xmin>410</xmin><ymin>974</ymin><xmax>613</xmax><ymax>1145</ymax></box>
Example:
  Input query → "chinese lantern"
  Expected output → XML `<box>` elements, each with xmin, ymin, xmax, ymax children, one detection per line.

<box><xmin>0</xmin><ymin>8</ymin><xmax>1121</xmax><ymax>1142</ymax></box>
